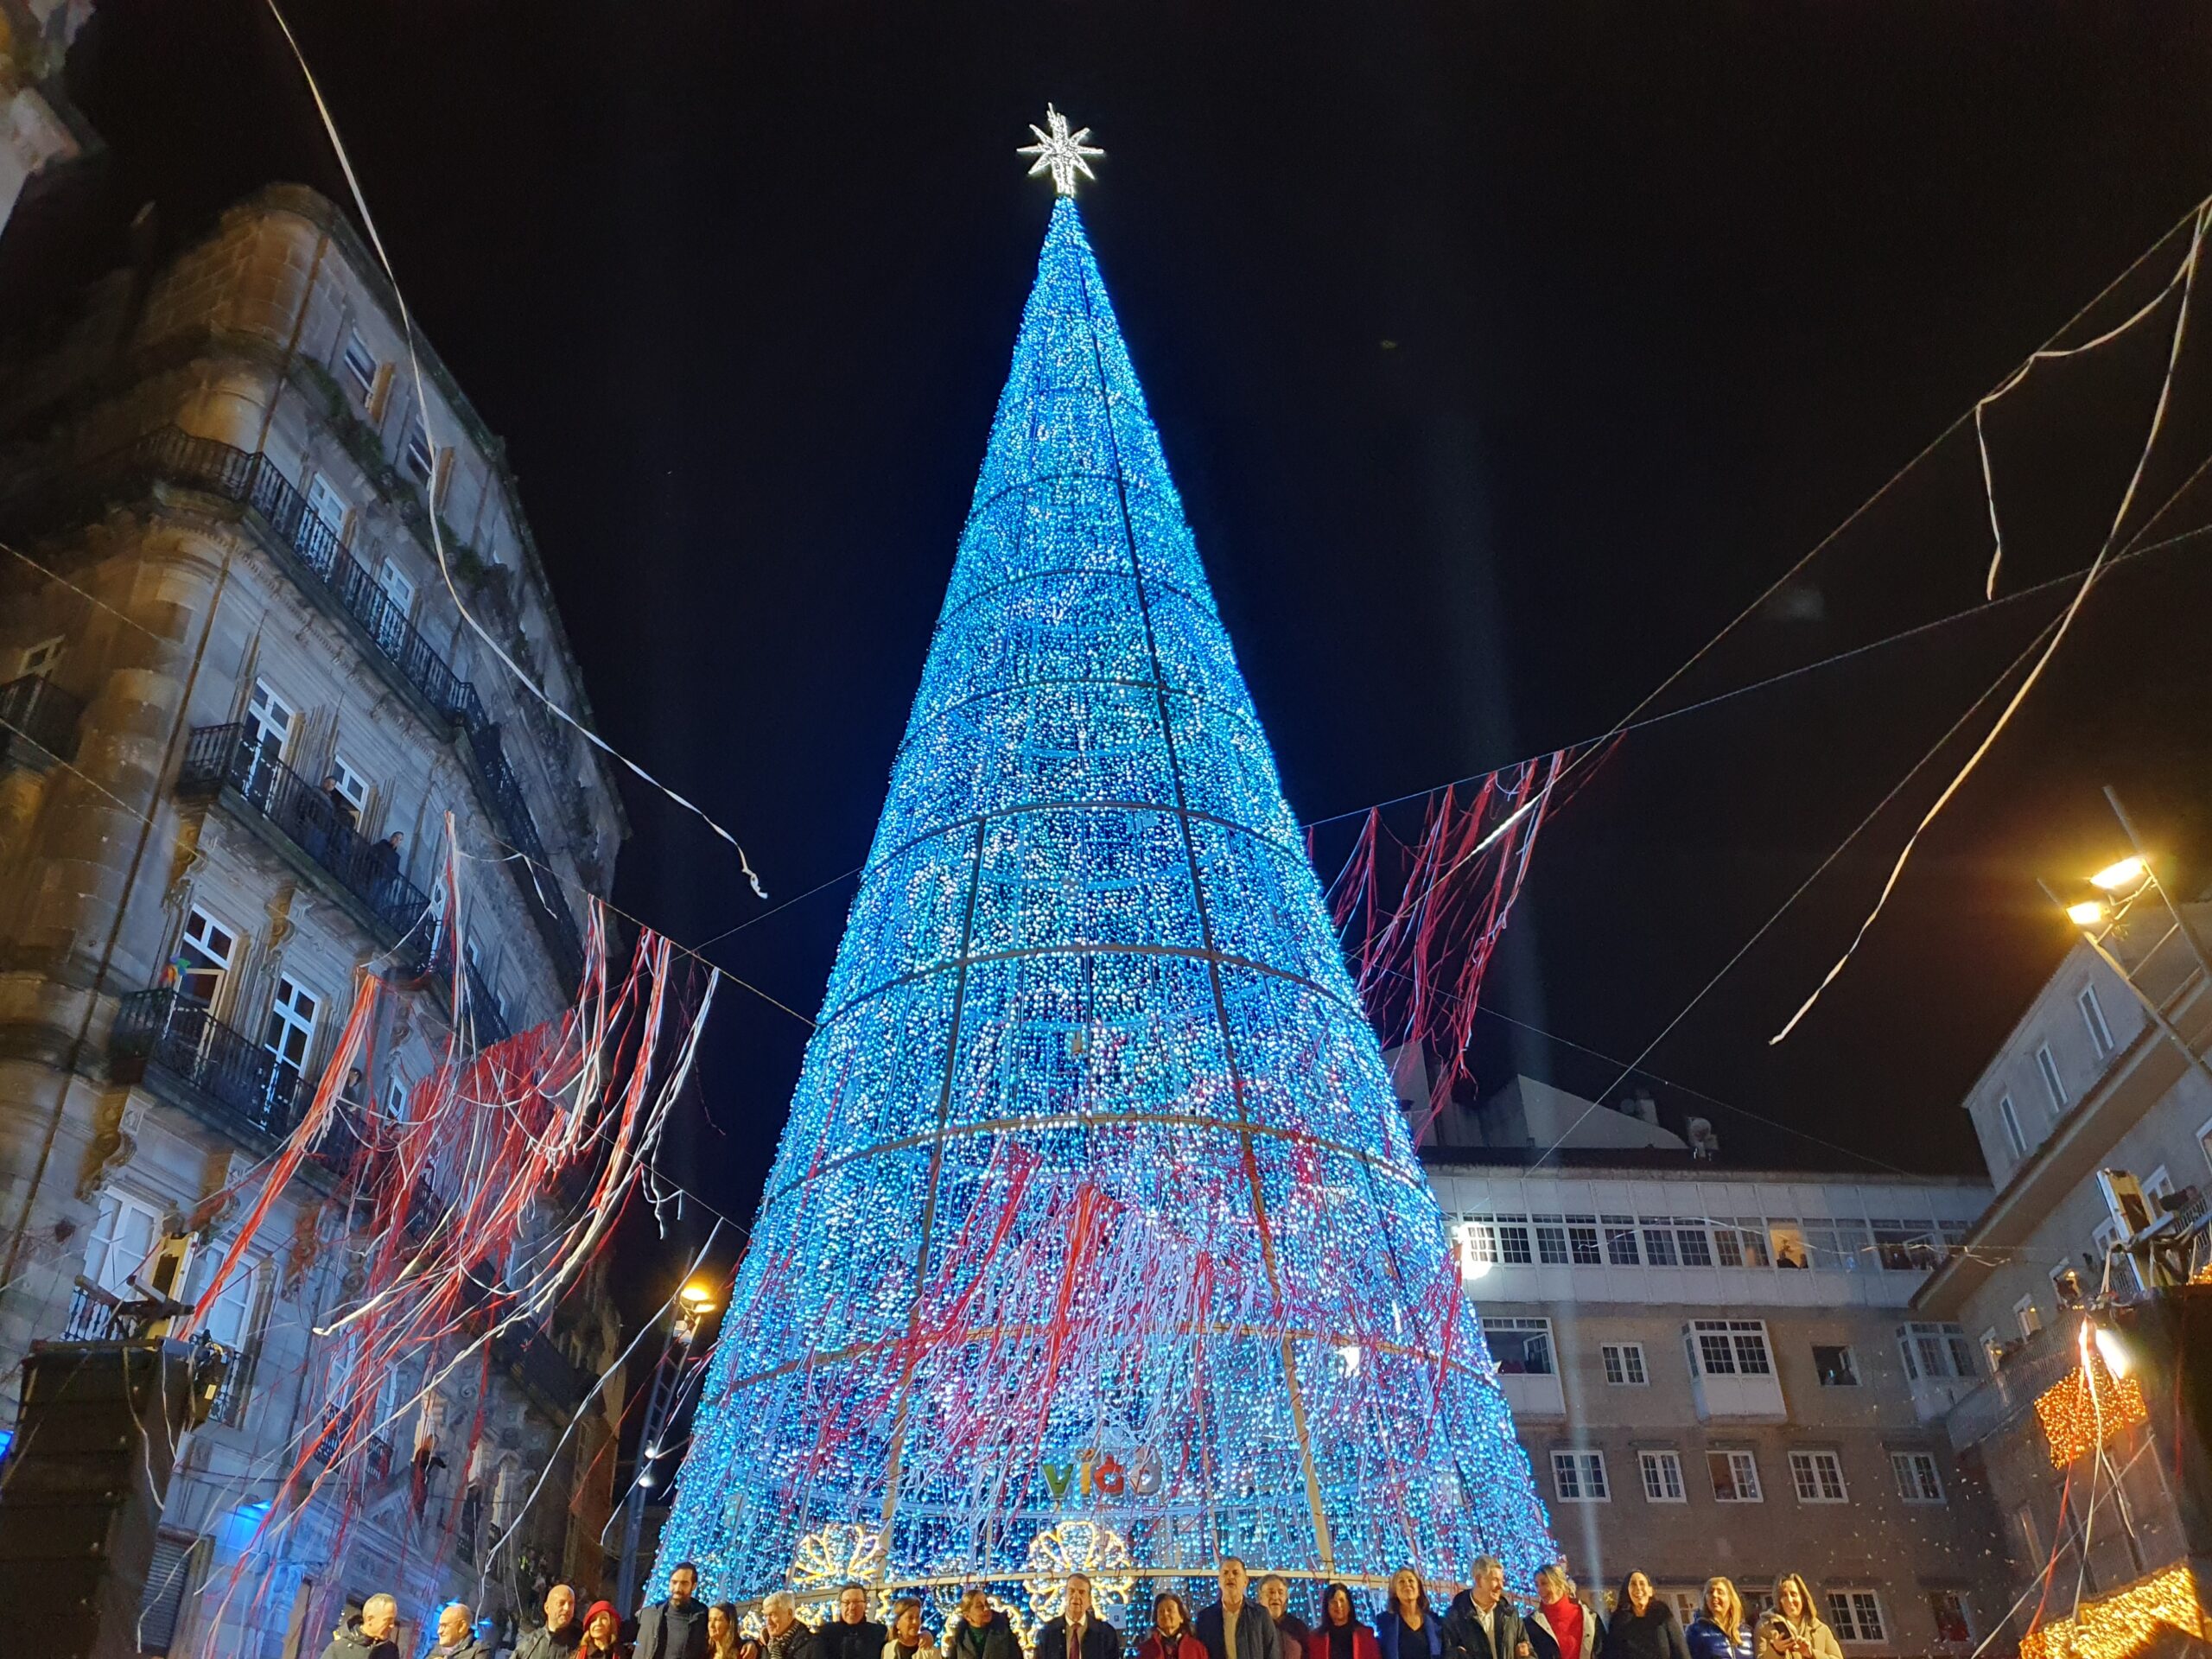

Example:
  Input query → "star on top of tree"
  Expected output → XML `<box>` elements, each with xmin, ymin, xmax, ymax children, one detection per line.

<box><xmin>1017</xmin><ymin>105</ymin><xmax>1105</xmax><ymax>197</ymax></box>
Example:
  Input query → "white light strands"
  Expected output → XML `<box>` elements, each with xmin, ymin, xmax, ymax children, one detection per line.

<box><xmin>649</xmin><ymin>166</ymin><xmax>1555</xmax><ymax>1612</ymax></box>
<box><xmin>1017</xmin><ymin>104</ymin><xmax>1105</xmax><ymax>197</ymax></box>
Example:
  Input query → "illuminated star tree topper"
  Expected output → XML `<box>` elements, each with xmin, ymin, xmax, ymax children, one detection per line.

<box><xmin>1016</xmin><ymin>103</ymin><xmax>1105</xmax><ymax>196</ymax></box>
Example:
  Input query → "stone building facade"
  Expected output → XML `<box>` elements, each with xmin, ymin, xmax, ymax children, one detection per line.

<box><xmin>0</xmin><ymin>183</ymin><xmax>628</xmax><ymax>1654</ymax></box>
<box><xmin>1416</xmin><ymin>1076</ymin><xmax>2008</xmax><ymax>1656</ymax></box>
<box><xmin>1914</xmin><ymin>899</ymin><xmax>2212</xmax><ymax>1636</ymax></box>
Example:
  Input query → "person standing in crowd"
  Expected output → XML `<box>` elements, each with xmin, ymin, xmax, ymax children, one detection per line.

<box><xmin>1599</xmin><ymin>1576</ymin><xmax>1686</xmax><ymax>1659</ymax></box>
<box><xmin>1445</xmin><ymin>1556</ymin><xmax>1530</xmax><ymax>1659</ymax></box>
<box><xmin>883</xmin><ymin>1599</ymin><xmax>939</xmax><ymax>1659</ymax></box>
<box><xmin>1685</xmin><ymin>1581</ymin><xmax>1751</xmax><ymax>1659</ymax></box>
<box><xmin>1314</xmin><ymin>1584</ymin><xmax>1381</xmax><ymax>1659</ymax></box>
<box><xmin>432</xmin><ymin>1604</ymin><xmax>489</xmax><ymax>1659</ymax></box>
<box><xmin>823</xmin><ymin>1586</ymin><xmax>887</xmax><ymax>1659</ymax></box>
<box><xmin>517</xmin><ymin>1586</ymin><xmax>582</xmax><ymax>1659</ymax></box>
<box><xmin>1257</xmin><ymin>1577</ymin><xmax>1312</xmax><ymax>1659</ymax></box>
<box><xmin>745</xmin><ymin>1593</ymin><xmax>819</xmax><ymax>1659</ymax></box>
<box><xmin>1141</xmin><ymin>1592</ymin><xmax>1208</xmax><ymax>1659</ymax></box>
<box><xmin>1755</xmin><ymin>1577</ymin><xmax>1839</xmax><ymax>1659</ymax></box>
<box><xmin>1039</xmin><ymin>1573</ymin><xmax>1120</xmax><ymax>1659</ymax></box>
<box><xmin>946</xmin><ymin>1587</ymin><xmax>1020</xmax><ymax>1659</ymax></box>
<box><xmin>1525</xmin><ymin>1567</ymin><xmax>1597</xmax><ymax>1659</ymax></box>
<box><xmin>1375</xmin><ymin>1568</ymin><xmax>1441</xmax><ymax>1659</ymax></box>
<box><xmin>580</xmin><ymin>1602</ymin><xmax>628</xmax><ymax>1659</ymax></box>
<box><xmin>639</xmin><ymin>1564</ymin><xmax>711</xmax><ymax>1659</ymax></box>
<box><xmin>321</xmin><ymin>1594</ymin><xmax>402</xmax><ymax>1659</ymax></box>
<box><xmin>709</xmin><ymin>1607</ymin><xmax>745</xmax><ymax>1659</ymax></box>
<box><xmin>1199</xmin><ymin>1558</ymin><xmax>1284</xmax><ymax>1659</ymax></box>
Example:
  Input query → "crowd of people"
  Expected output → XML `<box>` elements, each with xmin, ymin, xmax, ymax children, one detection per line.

<box><xmin>317</xmin><ymin>1559</ymin><xmax>1848</xmax><ymax>1659</ymax></box>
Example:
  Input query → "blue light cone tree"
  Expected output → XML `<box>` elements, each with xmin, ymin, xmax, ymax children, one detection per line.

<box><xmin>655</xmin><ymin>197</ymin><xmax>1556</xmax><ymax>1616</ymax></box>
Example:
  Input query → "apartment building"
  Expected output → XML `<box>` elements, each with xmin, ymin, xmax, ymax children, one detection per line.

<box><xmin>0</xmin><ymin>184</ymin><xmax>628</xmax><ymax>1653</ymax></box>
<box><xmin>1914</xmin><ymin>894</ymin><xmax>2212</xmax><ymax>1634</ymax></box>
<box><xmin>1418</xmin><ymin>1075</ymin><xmax>2007</xmax><ymax>1656</ymax></box>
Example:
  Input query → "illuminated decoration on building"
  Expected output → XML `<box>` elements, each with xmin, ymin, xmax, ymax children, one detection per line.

<box><xmin>652</xmin><ymin>147</ymin><xmax>1556</xmax><ymax>1613</ymax></box>
<box><xmin>1025</xmin><ymin>1522</ymin><xmax>1136</xmax><ymax>1618</ymax></box>
<box><xmin>2021</xmin><ymin>1563</ymin><xmax>2205</xmax><ymax>1659</ymax></box>
<box><xmin>2034</xmin><ymin>1340</ymin><xmax>2148</xmax><ymax>1469</ymax></box>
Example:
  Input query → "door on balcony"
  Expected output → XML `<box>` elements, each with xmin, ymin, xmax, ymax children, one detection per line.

<box><xmin>197</xmin><ymin>1259</ymin><xmax>268</xmax><ymax>1426</ymax></box>
<box><xmin>175</xmin><ymin>908</ymin><xmax>236</xmax><ymax>1008</ymax></box>
<box><xmin>263</xmin><ymin>976</ymin><xmax>319</xmax><ymax>1106</ymax></box>
<box><xmin>242</xmin><ymin>680</ymin><xmax>296</xmax><ymax>804</ymax></box>
<box><xmin>77</xmin><ymin>1189</ymin><xmax>175</xmax><ymax>1338</ymax></box>
<box><xmin>306</xmin><ymin>474</ymin><xmax>349</xmax><ymax>543</ymax></box>
<box><xmin>374</xmin><ymin>559</ymin><xmax>416</xmax><ymax>657</ymax></box>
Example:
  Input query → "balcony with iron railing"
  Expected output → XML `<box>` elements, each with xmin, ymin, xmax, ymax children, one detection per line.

<box><xmin>3</xmin><ymin>427</ymin><xmax>585</xmax><ymax>982</ymax></box>
<box><xmin>178</xmin><ymin>724</ymin><xmax>435</xmax><ymax>966</ymax></box>
<box><xmin>109</xmin><ymin>987</ymin><xmax>305</xmax><ymax>1147</ymax></box>
<box><xmin>0</xmin><ymin>672</ymin><xmax>84</xmax><ymax>770</ymax></box>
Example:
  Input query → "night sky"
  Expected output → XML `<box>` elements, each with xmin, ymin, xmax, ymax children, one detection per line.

<box><xmin>41</xmin><ymin>1</ymin><xmax>2212</xmax><ymax>1295</ymax></box>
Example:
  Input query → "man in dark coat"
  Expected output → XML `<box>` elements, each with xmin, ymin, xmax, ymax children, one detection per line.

<box><xmin>321</xmin><ymin>1596</ymin><xmax>401</xmax><ymax>1659</ymax></box>
<box><xmin>1259</xmin><ymin>1577</ymin><xmax>1312</xmax><ymax>1659</ymax></box>
<box><xmin>638</xmin><ymin>1562</ymin><xmax>711</xmax><ymax>1659</ymax></box>
<box><xmin>822</xmin><ymin>1584</ymin><xmax>889</xmax><ymax>1659</ymax></box>
<box><xmin>1198</xmin><ymin>1559</ymin><xmax>1282</xmax><ymax>1659</ymax></box>
<box><xmin>1445</xmin><ymin>1559</ymin><xmax>1531</xmax><ymax>1659</ymax></box>
<box><xmin>514</xmin><ymin>1585</ymin><xmax>582</xmax><ymax>1659</ymax></box>
<box><xmin>1037</xmin><ymin>1574</ymin><xmax>1120</xmax><ymax>1659</ymax></box>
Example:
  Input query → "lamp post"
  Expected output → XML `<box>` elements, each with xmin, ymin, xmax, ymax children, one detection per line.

<box><xmin>616</xmin><ymin>1278</ymin><xmax>720</xmax><ymax>1615</ymax></box>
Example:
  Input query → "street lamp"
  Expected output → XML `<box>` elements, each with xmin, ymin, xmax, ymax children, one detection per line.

<box><xmin>616</xmin><ymin>1274</ymin><xmax>724</xmax><ymax>1612</ymax></box>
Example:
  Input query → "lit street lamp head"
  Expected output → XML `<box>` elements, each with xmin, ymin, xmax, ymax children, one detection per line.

<box><xmin>2090</xmin><ymin>855</ymin><xmax>2150</xmax><ymax>893</ymax></box>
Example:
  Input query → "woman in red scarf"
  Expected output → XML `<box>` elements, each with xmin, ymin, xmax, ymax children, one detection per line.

<box><xmin>1527</xmin><ymin>1567</ymin><xmax>1598</xmax><ymax>1659</ymax></box>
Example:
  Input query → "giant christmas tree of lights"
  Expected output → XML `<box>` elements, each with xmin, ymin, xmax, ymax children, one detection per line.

<box><xmin>655</xmin><ymin>112</ymin><xmax>1556</xmax><ymax>1617</ymax></box>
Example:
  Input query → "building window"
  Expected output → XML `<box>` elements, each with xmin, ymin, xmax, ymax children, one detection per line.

<box><xmin>330</xmin><ymin>758</ymin><xmax>370</xmax><ymax>819</ymax></box>
<box><xmin>1462</xmin><ymin>1218</ymin><xmax>1498</xmax><ymax>1268</ymax></box>
<box><xmin>1891</xmin><ymin>1451</ymin><xmax>1946</xmax><ymax>1503</ymax></box>
<box><xmin>1534</xmin><ymin>1216</ymin><xmax>1570</xmax><ymax>1265</ymax></box>
<box><xmin>1789</xmin><ymin>1449</ymin><xmax>1849</xmax><ymax>1503</ymax></box>
<box><xmin>1999</xmin><ymin>1094</ymin><xmax>2027</xmax><ymax>1160</ymax></box>
<box><xmin>175</xmin><ymin>908</ymin><xmax>237</xmax><ymax>1007</ymax></box>
<box><xmin>84</xmin><ymin>1190</ymin><xmax>167</xmax><ymax>1297</ymax></box>
<box><xmin>1638</xmin><ymin>1450</ymin><xmax>1685</xmax><ymax>1503</ymax></box>
<box><xmin>305</xmin><ymin>474</ymin><xmax>349</xmax><ymax>538</ymax></box>
<box><xmin>1897</xmin><ymin>1321</ymin><xmax>1979</xmax><ymax>1382</ymax></box>
<box><xmin>2012</xmin><ymin>1502</ymin><xmax>2042</xmax><ymax>1563</ymax></box>
<box><xmin>263</xmin><ymin>977</ymin><xmax>320</xmax><ymax>1092</ymax></box>
<box><xmin>403</xmin><ymin>419</ymin><xmax>435</xmax><ymax>486</ymax></box>
<box><xmin>2036</xmin><ymin>1044</ymin><xmax>2068</xmax><ymax>1115</ymax></box>
<box><xmin>1496</xmin><ymin>1217</ymin><xmax>1533</xmax><ymax>1266</ymax></box>
<box><xmin>1551</xmin><ymin>1450</ymin><xmax>1608</xmax><ymax>1503</ymax></box>
<box><xmin>1690</xmin><ymin>1319</ymin><xmax>1773</xmax><ymax>1376</ymax></box>
<box><xmin>245</xmin><ymin>680</ymin><xmax>296</xmax><ymax>759</ymax></box>
<box><xmin>200</xmin><ymin>1260</ymin><xmax>270</xmax><ymax>1425</ymax></box>
<box><xmin>1566</xmin><ymin>1216</ymin><xmax>1601</xmax><ymax>1266</ymax></box>
<box><xmin>1602</xmin><ymin>1343</ymin><xmax>1648</xmax><ymax>1386</ymax></box>
<box><xmin>16</xmin><ymin>635</ymin><xmax>63</xmax><ymax>679</ymax></box>
<box><xmin>1825</xmin><ymin>1593</ymin><xmax>1885</xmax><ymax>1645</ymax></box>
<box><xmin>1872</xmin><ymin>1220</ymin><xmax>1940</xmax><ymax>1271</ymax></box>
<box><xmin>1482</xmin><ymin>1317</ymin><xmax>1554</xmax><ymax>1376</ymax></box>
<box><xmin>1641</xmin><ymin>1217</ymin><xmax>1680</xmax><ymax>1268</ymax></box>
<box><xmin>1980</xmin><ymin>1327</ymin><xmax>2005</xmax><ymax>1371</ymax></box>
<box><xmin>1926</xmin><ymin>1592</ymin><xmax>1970</xmax><ymax>1645</ymax></box>
<box><xmin>341</xmin><ymin>330</ymin><xmax>378</xmax><ymax>401</ymax></box>
<box><xmin>384</xmin><ymin>1073</ymin><xmax>410</xmax><ymax>1118</ymax></box>
<box><xmin>1603</xmin><ymin>1215</ymin><xmax>1640</xmax><ymax>1266</ymax></box>
<box><xmin>2079</xmin><ymin>986</ymin><xmax>2114</xmax><ymax>1058</ymax></box>
<box><xmin>2015</xmin><ymin>1295</ymin><xmax>2043</xmax><ymax>1338</ymax></box>
<box><xmin>1770</xmin><ymin>1221</ymin><xmax>1810</xmax><ymax>1270</ymax></box>
<box><xmin>1676</xmin><ymin>1221</ymin><xmax>1714</xmax><ymax>1268</ymax></box>
<box><xmin>1707</xmin><ymin>1449</ymin><xmax>1761</xmax><ymax>1503</ymax></box>
<box><xmin>1814</xmin><ymin>1344</ymin><xmax>1859</xmax><ymax>1386</ymax></box>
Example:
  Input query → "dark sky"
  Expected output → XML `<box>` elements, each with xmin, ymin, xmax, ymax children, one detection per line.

<box><xmin>46</xmin><ymin>1</ymin><xmax>2212</xmax><ymax>1287</ymax></box>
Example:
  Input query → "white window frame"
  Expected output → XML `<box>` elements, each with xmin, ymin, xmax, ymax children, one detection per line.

<box><xmin>200</xmin><ymin>1257</ymin><xmax>270</xmax><ymax>1424</ymax></box>
<box><xmin>245</xmin><ymin>679</ymin><xmax>296</xmax><ymax>759</ymax></box>
<box><xmin>1551</xmin><ymin>1449</ymin><xmax>1608</xmax><ymax>1503</ymax></box>
<box><xmin>1925</xmin><ymin>1590</ymin><xmax>1971</xmax><ymax>1647</ymax></box>
<box><xmin>1689</xmin><ymin>1318</ymin><xmax>1774</xmax><ymax>1376</ymax></box>
<box><xmin>1481</xmin><ymin>1315</ymin><xmax>1555</xmax><ymax>1376</ymax></box>
<box><xmin>384</xmin><ymin>1072</ymin><xmax>410</xmax><ymax>1119</ymax></box>
<box><xmin>1789</xmin><ymin>1448</ymin><xmax>1850</xmax><ymax>1503</ymax></box>
<box><xmin>1814</xmin><ymin>1344</ymin><xmax>1859</xmax><ymax>1387</ymax></box>
<box><xmin>1891</xmin><ymin>1450</ymin><xmax>1946</xmax><ymax>1503</ymax></box>
<box><xmin>1825</xmin><ymin>1592</ymin><xmax>1885</xmax><ymax>1646</ymax></box>
<box><xmin>402</xmin><ymin>419</ymin><xmax>435</xmax><ymax>486</ymax></box>
<box><xmin>2079</xmin><ymin>985</ymin><xmax>2114</xmax><ymax>1057</ymax></box>
<box><xmin>1897</xmin><ymin>1321</ymin><xmax>1979</xmax><ymax>1382</ymax></box>
<box><xmin>340</xmin><ymin>330</ymin><xmax>378</xmax><ymax>401</ymax></box>
<box><xmin>305</xmin><ymin>474</ymin><xmax>350</xmax><ymax>539</ymax></box>
<box><xmin>1638</xmin><ymin>1449</ymin><xmax>1685</xmax><ymax>1503</ymax></box>
<box><xmin>264</xmin><ymin>976</ymin><xmax>320</xmax><ymax>1075</ymax></box>
<box><xmin>17</xmin><ymin>635</ymin><xmax>63</xmax><ymax>679</ymax></box>
<box><xmin>1602</xmin><ymin>1342</ymin><xmax>1648</xmax><ymax>1386</ymax></box>
<box><xmin>1707</xmin><ymin>1448</ymin><xmax>1762</xmax><ymax>1503</ymax></box>
<box><xmin>177</xmin><ymin>906</ymin><xmax>238</xmax><ymax>1007</ymax></box>
<box><xmin>330</xmin><ymin>758</ymin><xmax>370</xmax><ymax>816</ymax></box>
<box><xmin>2015</xmin><ymin>1294</ymin><xmax>2043</xmax><ymax>1338</ymax></box>
<box><xmin>1999</xmin><ymin>1094</ymin><xmax>2027</xmax><ymax>1160</ymax></box>
<box><xmin>2036</xmin><ymin>1044</ymin><xmax>2068</xmax><ymax>1115</ymax></box>
<box><xmin>85</xmin><ymin>1189</ymin><xmax>168</xmax><ymax>1298</ymax></box>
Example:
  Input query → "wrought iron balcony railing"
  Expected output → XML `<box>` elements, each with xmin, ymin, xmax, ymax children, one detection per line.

<box><xmin>7</xmin><ymin>426</ymin><xmax>584</xmax><ymax>983</ymax></box>
<box><xmin>110</xmin><ymin>987</ymin><xmax>303</xmax><ymax>1143</ymax></box>
<box><xmin>178</xmin><ymin>724</ymin><xmax>435</xmax><ymax>962</ymax></box>
<box><xmin>0</xmin><ymin>672</ymin><xmax>84</xmax><ymax>768</ymax></box>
